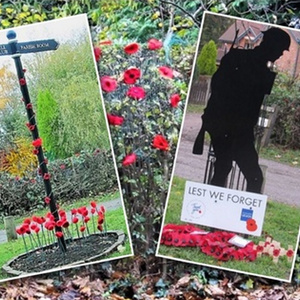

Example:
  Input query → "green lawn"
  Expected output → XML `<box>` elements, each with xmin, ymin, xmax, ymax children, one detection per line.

<box><xmin>0</xmin><ymin>194</ymin><xmax>132</xmax><ymax>281</ymax></box>
<box><xmin>158</xmin><ymin>176</ymin><xmax>300</xmax><ymax>281</ymax></box>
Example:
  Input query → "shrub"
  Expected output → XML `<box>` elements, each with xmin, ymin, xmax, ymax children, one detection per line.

<box><xmin>0</xmin><ymin>149</ymin><xmax>117</xmax><ymax>218</ymax></box>
<box><xmin>196</xmin><ymin>40</ymin><xmax>217</xmax><ymax>76</ymax></box>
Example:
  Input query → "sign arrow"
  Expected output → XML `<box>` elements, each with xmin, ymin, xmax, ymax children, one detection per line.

<box><xmin>16</xmin><ymin>39</ymin><xmax>59</xmax><ymax>54</ymax></box>
<box><xmin>0</xmin><ymin>44</ymin><xmax>12</xmax><ymax>56</ymax></box>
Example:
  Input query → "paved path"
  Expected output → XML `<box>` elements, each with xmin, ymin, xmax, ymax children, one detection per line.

<box><xmin>174</xmin><ymin>112</ymin><xmax>300</xmax><ymax>207</ymax></box>
<box><xmin>0</xmin><ymin>198</ymin><xmax>122</xmax><ymax>244</ymax></box>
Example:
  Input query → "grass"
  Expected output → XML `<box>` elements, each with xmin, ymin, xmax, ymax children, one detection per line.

<box><xmin>0</xmin><ymin>206</ymin><xmax>132</xmax><ymax>281</ymax></box>
<box><xmin>186</xmin><ymin>103</ymin><xmax>205</xmax><ymax>114</ymax></box>
<box><xmin>0</xmin><ymin>190</ymin><xmax>121</xmax><ymax>230</ymax></box>
<box><xmin>158</xmin><ymin>176</ymin><xmax>300</xmax><ymax>281</ymax></box>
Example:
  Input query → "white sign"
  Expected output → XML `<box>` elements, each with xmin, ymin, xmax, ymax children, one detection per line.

<box><xmin>181</xmin><ymin>181</ymin><xmax>268</xmax><ymax>236</ymax></box>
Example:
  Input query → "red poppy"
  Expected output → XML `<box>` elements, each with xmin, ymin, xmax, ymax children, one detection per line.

<box><xmin>107</xmin><ymin>113</ymin><xmax>124</xmax><ymax>126</ymax></box>
<box><xmin>45</xmin><ymin>221</ymin><xmax>55</xmax><ymax>231</ymax></box>
<box><xmin>100</xmin><ymin>206</ymin><xmax>106</xmax><ymax>213</ymax></box>
<box><xmin>152</xmin><ymin>135</ymin><xmax>170</xmax><ymax>151</ymax></box>
<box><xmin>71</xmin><ymin>208</ymin><xmax>77</xmax><ymax>215</ymax></box>
<box><xmin>23</xmin><ymin>218</ymin><xmax>31</xmax><ymax>225</ymax></box>
<box><xmin>55</xmin><ymin>231</ymin><xmax>64</xmax><ymax>238</ymax></box>
<box><xmin>19</xmin><ymin>78</ymin><xmax>26</xmax><ymax>85</ymax></box>
<box><xmin>56</xmin><ymin>219</ymin><xmax>64</xmax><ymax>227</ymax></box>
<box><xmin>72</xmin><ymin>217</ymin><xmax>79</xmax><ymax>224</ymax></box>
<box><xmin>148</xmin><ymin>38</ymin><xmax>163</xmax><ymax>50</ymax></box>
<box><xmin>90</xmin><ymin>201</ymin><xmax>97</xmax><ymax>208</ymax></box>
<box><xmin>123</xmin><ymin>68</ymin><xmax>141</xmax><ymax>84</ymax></box>
<box><xmin>99</xmin><ymin>40</ymin><xmax>112</xmax><ymax>46</ymax></box>
<box><xmin>158</xmin><ymin>66</ymin><xmax>174</xmax><ymax>79</ymax></box>
<box><xmin>91</xmin><ymin>208</ymin><xmax>96</xmax><ymax>214</ymax></box>
<box><xmin>246</xmin><ymin>218</ymin><xmax>258</xmax><ymax>232</ymax></box>
<box><xmin>59</xmin><ymin>210</ymin><xmax>66</xmax><ymax>217</ymax></box>
<box><xmin>286</xmin><ymin>249</ymin><xmax>294</xmax><ymax>257</ymax></box>
<box><xmin>122</xmin><ymin>153</ymin><xmax>137</xmax><ymax>166</ymax></box>
<box><xmin>26</xmin><ymin>103</ymin><xmax>33</xmax><ymax>109</ymax></box>
<box><xmin>43</xmin><ymin>173</ymin><xmax>51</xmax><ymax>180</ymax></box>
<box><xmin>273</xmin><ymin>248</ymin><xmax>281</xmax><ymax>257</ymax></box>
<box><xmin>62</xmin><ymin>220</ymin><xmax>70</xmax><ymax>228</ymax></box>
<box><xmin>84</xmin><ymin>216</ymin><xmax>90</xmax><ymax>223</ymax></box>
<box><xmin>124</xmin><ymin>42</ymin><xmax>139</xmax><ymax>54</ymax></box>
<box><xmin>36</xmin><ymin>217</ymin><xmax>45</xmax><ymax>225</ymax></box>
<box><xmin>34</xmin><ymin>227</ymin><xmax>40</xmax><ymax>234</ymax></box>
<box><xmin>32</xmin><ymin>138</ymin><xmax>42</xmax><ymax>147</ymax></box>
<box><xmin>94</xmin><ymin>47</ymin><xmax>101</xmax><ymax>62</ymax></box>
<box><xmin>44</xmin><ymin>196</ymin><xmax>51</xmax><ymax>204</ymax></box>
<box><xmin>256</xmin><ymin>245</ymin><xmax>264</xmax><ymax>252</ymax></box>
<box><xmin>100</xmin><ymin>76</ymin><xmax>118</xmax><ymax>93</ymax></box>
<box><xmin>16</xmin><ymin>227</ymin><xmax>26</xmax><ymax>235</ymax></box>
<box><xmin>30</xmin><ymin>223</ymin><xmax>37</xmax><ymax>230</ymax></box>
<box><xmin>170</xmin><ymin>94</ymin><xmax>181</xmax><ymax>108</ymax></box>
<box><xmin>97</xmin><ymin>224</ymin><xmax>103</xmax><ymax>231</ymax></box>
<box><xmin>80</xmin><ymin>226</ymin><xmax>86</xmax><ymax>232</ymax></box>
<box><xmin>32</xmin><ymin>216</ymin><xmax>39</xmax><ymax>223</ymax></box>
<box><xmin>126</xmin><ymin>86</ymin><xmax>145</xmax><ymax>100</ymax></box>
<box><xmin>33</xmin><ymin>149</ymin><xmax>39</xmax><ymax>155</ymax></box>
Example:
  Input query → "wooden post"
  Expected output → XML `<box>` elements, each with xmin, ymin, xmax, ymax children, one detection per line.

<box><xmin>4</xmin><ymin>216</ymin><xmax>17</xmax><ymax>241</ymax></box>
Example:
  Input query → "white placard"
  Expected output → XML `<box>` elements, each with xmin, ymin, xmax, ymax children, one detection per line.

<box><xmin>181</xmin><ymin>181</ymin><xmax>267</xmax><ymax>236</ymax></box>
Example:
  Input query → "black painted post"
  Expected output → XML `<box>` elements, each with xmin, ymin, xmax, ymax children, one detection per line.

<box><xmin>6</xmin><ymin>30</ymin><xmax>67</xmax><ymax>253</ymax></box>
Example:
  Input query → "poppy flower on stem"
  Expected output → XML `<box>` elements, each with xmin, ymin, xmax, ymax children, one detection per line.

<box><xmin>123</xmin><ymin>68</ymin><xmax>141</xmax><ymax>84</ymax></box>
<box><xmin>124</xmin><ymin>42</ymin><xmax>139</xmax><ymax>55</ymax></box>
<box><xmin>122</xmin><ymin>153</ymin><xmax>137</xmax><ymax>166</ymax></box>
<box><xmin>107</xmin><ymin>113</ymin><xmax>124</xmax><ymax>126</ymax></box>
<box><xmin>126</xmin><ymin>86</ymin><xmax>145</xmax><ymax>100</ymax></box>
<box><xmin>26</xmin><ymin>103</ymin><xmax>33</xmax><ymax>109</ymax></box>
<box><xmin>148</xmin><ymin>38</ymin><xmax>163</xmax><ymax>50</ymax></box>
<box><xmin>158</xmin><ymin>66</ymin><xmax>174</xmax><ymax>79</ymax></box>
<box><xmin>19</xmin><ymin>78</ymin><xmax>26</xmax><ymax>85</ymax></box>
<box><xmin>152</xmin><ymin>134</ymin><xmax>170</xmax><ymax>151</ymax></box>
<box><xmin>100</xmin><ymin>76</ymin><xmax>118</xmax><ymax>93</ymax></box>
<box><xmin>43</xmin><ymin>173</ymin><xmax>51</xmax><ymax>180</ymax></box>
<box><xmin>55</xmin><ymin>231</ymin><xmax>64</xmax><ymax>238</ymax></box>
<box><xmin>170</xmin><ymin>94</ymin><xmax>181</xmax><ymax>108</ymax></box>
<box><xmin>44</xmin><ymin>196</ymin><xmax>51</xmax><ymax>204</ymax></box>
<box><xmin>33</xmin><ymin>149</ymin><xmax>39</xmax><ymax>155</ymax></box>
<box><xmin>71</xmin><ymin>208</ymin><xmax>77</xmax><ymax>215</ymax></box>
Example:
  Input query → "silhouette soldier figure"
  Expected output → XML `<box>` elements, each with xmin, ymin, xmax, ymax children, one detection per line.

<box><xmin>193</xmin><ymin>27</ymin><xmax>291</xmax><ymax>193</ymax></box>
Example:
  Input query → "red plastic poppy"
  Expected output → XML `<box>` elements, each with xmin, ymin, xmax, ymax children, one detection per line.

<box><xmin>122</xmin><ymin>153</ymin><xmax>137</xmax><ymax>166</ymax></box>
<box><xmin>32</xmin><ymin>138</ymin><xmax>42</xmax><ymax>147</ymax></box>
<box><xmin>100</xmin><ymin>76</ymin><xmax>118</xmax><ymax>93</ymax></box>
<box><xmin>152</xmin><ymin>135</ymin><xmax>169</xmax><ymax>151</ymax></box>
<box><xmin>170</xmin><ymin>94</ymin><xmax>181</xmax><ymax>108</ymax></box>
<box><xmin>43</xmin><ymin>173</ymin><xmax>51</xmax><ymax>180</ymax></box>
<box><xmin>19</xmin><ymin>78</ymin><xmax>26</xmax><ymax>85</ymax></box>
<box><xmin>123</xmin><ymin>68</ymin><xmax>141</xmax><ymax>84</ymax></box>
<box><xmin>126</xmin><ymin>86</ymin><xmax>145</xmax><ymax>100</ymax></box>
<box><xmin>158</xmin><ymin>66</ymin><xmax>174</xmax><ymax>79</ymax></box>
<box><xmin>107</xmin><ymin>113</ymin><xmax>124</xmax><ymax>126</ymax></box>
<box><xmin>55</xmin><ymin>231</ymin><xmax>64</xmax><ymax>238</ymax></box>
<box><xmin>44</xmin><ymin>196</ymin><xmax>51</xmax><ymax>204</ymax></box>
<box><xmin>94</xmin><ymin>47</ymin><xmax>101</xmax><ymax>62</ymax></box>
<box><xmin>148</xmin><ymin>38</ymin><xmax>163</xmax><ymax>50</ymax></box>
<box><xmin>124</xmin><ymin>42</ymin><xmax>139</xmax><ymax>54</ymax></box>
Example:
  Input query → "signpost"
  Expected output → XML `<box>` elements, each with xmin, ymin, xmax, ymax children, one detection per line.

<box><xmin>1</xmin><ymin>30</ymin><xmax>66</xmax><ymax>252</ymax></box>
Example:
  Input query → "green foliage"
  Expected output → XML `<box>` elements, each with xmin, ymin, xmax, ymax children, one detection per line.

<box><xmin>36</xmin><ymin>89</ymin><xmax>62</xmax><ymax>158</ymax></box>
<box><xmin>197</xmin><ymin>40</ymin><xmax>217</xmax><ymax>76</ymax></box>
<box><xmin>31</xmin><ymin>34</ymin><xmax>110</xmax><ymax>158</ymax></box>
<box><xmin>0</xmin><ymin>149</ymin><xmax>117</xmax><ymax>218</ymax></box>
<box><xmin>267</xmin><ymin>73</ymin><xmax>300</xmax><ymax>149</ymax></box>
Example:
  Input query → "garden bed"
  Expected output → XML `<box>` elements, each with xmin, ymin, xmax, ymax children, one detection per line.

<box><xmin>2</xmin><ymin>230</ymin><xmax>125</xmax><ymax>276</ymax></box>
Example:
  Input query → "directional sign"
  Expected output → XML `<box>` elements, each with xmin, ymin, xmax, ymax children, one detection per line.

<box><xmin>16</xmin><ymin>39</ymin><xmax>59</xmax><ymax>54</ymax></box>
<box><xmin>0</xmin><ymin>44</ymin><xmax>12</xmax><ymax>56</ymax></box>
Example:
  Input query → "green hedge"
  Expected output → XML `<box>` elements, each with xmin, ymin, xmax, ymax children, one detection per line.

<box><xmin>0</xmin><ymin>149</ymin><xmax>117</xmax><ymax>217</ymax></box>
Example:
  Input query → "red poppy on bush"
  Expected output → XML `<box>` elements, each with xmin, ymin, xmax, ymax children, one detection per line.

<box><xmin>127</xmin><ymin>86</ymin><xmax>145</xmax><ymax>100</ymax></box>
<box><xmin>32</xmin><ymin>138</ymin><xmax>42</xmax><ymax>147</ymax></box>
<box><xmin>55</xmin><ymin>231</ymin><xmax>64</xmax><ymax>238</ymax></box>
<box><xmin>148</xmin><ymin>38</ymin><xmax>163</xmax><ymax>50</ymax></box>
<box><xmin>170</xmin><ymin>94</ymin><xmax>181</xmax><ymax>108</ymax></box>
<box><xmin>71</xmin><ymin>208</ymin><xmax>77</xmax><ymax>215</ymax></box>
<box><xmin>152</xmin><ymin>135</ymin><xmax>170</xmax><ymax>151</ymax></box>
<box><xmin>90</xmin><ymin>201</ymin><xmax>97</xmax><ymax>208</ymax></box>
<box><xmin>123</xmin><ymin>68</ymin><xmax>141</xmax><ymax>84</ymax></box>
<box><xmin>100</xmin><ymin>76</ymin><xmax>118</xmax><ymax>93</ymax></box>
<box><xmin>122</xmin><ymin>153</ymin><xmax>137</xmax><ymax>166</ymax></box>
<box><xmin>124</xmin><ymin>42</ymin><xmax>139</xmax><ymax>54</ymax></box>
<box><xmin>34</xmin><ymin>227</ymin><xmax>40</xmax><ymax>234</ymax></box>
<box><xmin>19</xmin><ymin>78</ymin><xmax>26</xmax><ymax>85</ymax></box>
<box><xmin>107</xmin><ymin>113</ymin><xmax>124</xmax><ymax>126</ymax></box>
<box><xmin>84</xmin><ymin>216</ymin><xmax>90</xmax><ymax>223</ymax></box>
<box><xmin>44</xmin><ymin>196</ymin><xmax>51</xmax><ymax>204</ymax></box>
<box><xmin>43</xmin><ymin>173</ymin><xmax>51</xmax><ymax>180</ymax></box>
<box><xmin>158</xmin><ymin>66</ymin><xmax>174</xmax><ymax>79</ymax></box>
<box><xmin>94</xmin><ymin>47</ymin><xmax>101</xmax><ymax>62</ymax></box>
<box><xmin>23</xmin><ymin>218</ymin><xmax>31</xmax><ymax>225</ymax></box>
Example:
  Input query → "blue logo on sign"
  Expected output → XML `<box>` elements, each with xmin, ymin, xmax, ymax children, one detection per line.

<box><xmin>240</xmin><ymin>208</ymin><xmax>253</xmax><ymax>221</ymax></box>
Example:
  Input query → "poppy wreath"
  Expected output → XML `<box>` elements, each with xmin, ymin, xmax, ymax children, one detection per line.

<box><xmin>161</xmin><ymin>224</ymin><xmax>258</xmax><ymax>262</ymax></box>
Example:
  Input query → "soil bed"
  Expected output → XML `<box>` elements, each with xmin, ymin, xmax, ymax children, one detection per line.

<box><xmin>5</xmin><ymin>232</ymin><xmax>123</xmax><ymax>275</ymax></box>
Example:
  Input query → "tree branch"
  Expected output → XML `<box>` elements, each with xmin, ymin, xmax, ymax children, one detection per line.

<box><xmin>159</xmin><ymin>0</ymin><xmax>202</xmax><ymax>27</ymax></box>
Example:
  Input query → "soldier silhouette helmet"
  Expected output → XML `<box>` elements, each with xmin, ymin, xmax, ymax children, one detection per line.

<box><xmin>261</xmin><ymin>27</ymin><xmax>291</xmax><ymax>51</ymax></box>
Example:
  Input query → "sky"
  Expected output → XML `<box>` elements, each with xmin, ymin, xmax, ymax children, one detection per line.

<box><xmin>0</xmin><ymin>14</ymin><xmax>92</xmax><ymax>67</ymax></box>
